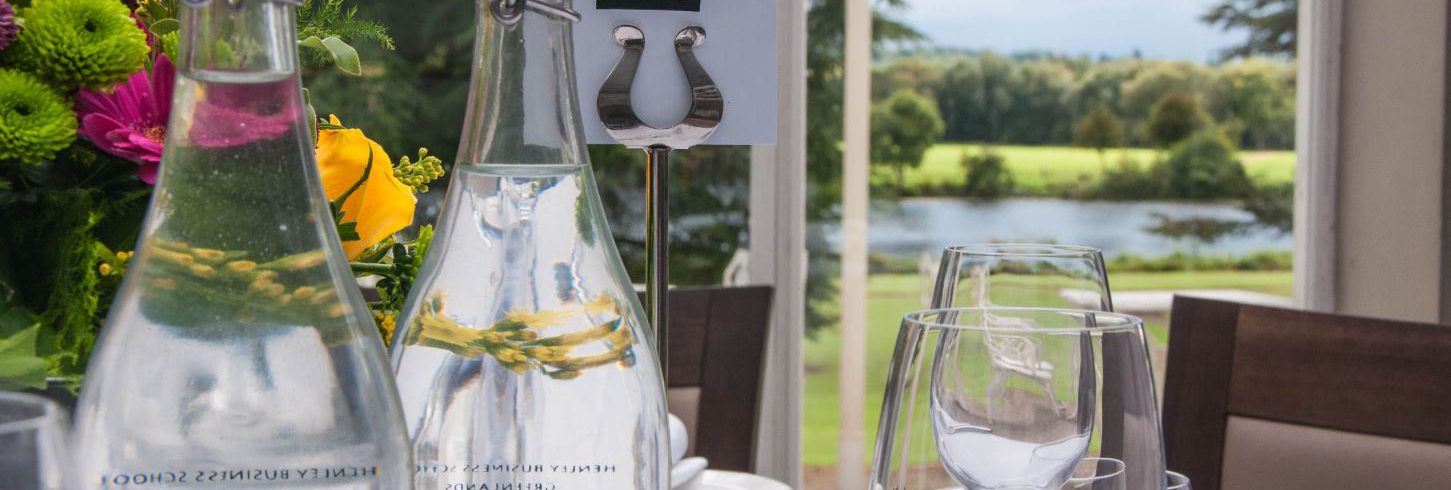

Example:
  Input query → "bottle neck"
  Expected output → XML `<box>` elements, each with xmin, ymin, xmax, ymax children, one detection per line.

<box><xmin>456</xmin><ymin>0</ymin><xmax>590</xmax><ymax>167</ymax></box>
<box><xmin>155</xmin><ymin>0</ymin><xmax>320</xmax><ymax>252</ymax></box>
<box><xmin>179</xmin><ymin>0</ymin><xmax>299</xmax><ymax>81</ymax></box>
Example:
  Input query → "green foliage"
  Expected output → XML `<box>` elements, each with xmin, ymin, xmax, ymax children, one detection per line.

<box><xmin>5</xmin><ymin>0</ymin><xmax>150</xmax><ymax>91</ymax></box>
<box><xmin>0</xmin><ymin>188</ymin><xmax>116</xmax><ymax>379</ymax></box>
<box><xmin>1155</xmin><ymin>129</ymin><xmax>1251</xmax><ymax>199</ymax></box>
<box><xmin>1073</xmin><ymin>105</ymin><xmax>1126</xmax><ymax>159</ymax></box>
<box><xmin>1144</xmin><ymin>92</ymin><xmax>1211</xmax><ymax>148</ymax></box>
<box><xmin>871</xmin><ymin>89</ymin><xmax>944</xmax><ymax>193</ymax></box>
<box><xmin>1093</xmin><ymin>154</ymin><xmax>1162</xmax><ymax>200</ymax></box>
<box><xmin>0</xmin><ymin>69</ymin><xmax>75</xmax><ymax>164</ymax></box>
<box><xmin>959</xmin><ymin>149</ymin><xmax>1014</xmax><ymax>198</ymax></box>
<box><xmin>1201</xmin><ymin>0</ymin><xmax>1298</xmax><ymax>61</ymax></box>
<box><xmin>1121</xmin><ymin>62</ymin><xmax>1212</xmax><ymax>134</ymax></box>
<box><xmin>0</xmin><ymin>325</ymin><xmax>46</xmax><ymax>390</ymax></box>
<box><xmin>1108</xmin><ymin>250</ymin><xmax>1292</xmax><ymax>272</ymax></box>
<box><xmin>891</xmin><ymin>50</ymin><xmax>1294</xmax><ymax>150</ymax></box>
<box><xmin>297</xmin><ymin>0</ymin><xmax>394</xmax><ymax>73</ymax></box>
<box><xmin>1207</xmin><ymin>58</ymin><xmax>1296</xmax><ymax>149</ymax></box>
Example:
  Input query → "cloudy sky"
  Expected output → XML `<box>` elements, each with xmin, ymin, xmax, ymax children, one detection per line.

<box><xmin>896</xmin><ymin>0</ymin><xmax>1249</xmax><ymax>61</ymax></box>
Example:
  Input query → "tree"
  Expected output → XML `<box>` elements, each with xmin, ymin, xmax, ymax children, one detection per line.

<box><xmin>1144</xmin><ymin>92</ymin><xmax>1211</xmax><ymax>148</ymax></box>
<box><xmin>1001</xmin><ymin>60</ymin><xmax>1075</xmax><ymax>145</ymax></box>
<box><xmin>1201</xmin><ymin>0</ymin><xmax>1298</xmax><ymax>61</ymax></box>
<box><xmin>1206</xmin><ymin>58</ymin><xmax>1296</xmax><ymax>149</ymax></box>
<box><xmin>872</xmin><ymin>57</ymin><xmax>944</xmax><ymax>101</ymax></box>
<box><xmin>1120</xmin><ymin>61</ymin><xmax>1212</xmax><ymax>138</ymax></box>
<box><xmin>805</xmin><ymin>0</ymin><xmax>923</xmax><ymax>335</ymax></box>
<box><xmin>871</xmin><ymin>90</ymin><xmax>944</xmax><ymax>193</ymax></box>
<box><xmin>935</xmin><ymin>52</ymin><xmax>1012</xmax><ymax>143</ymax></box>
<box><xmin>1073</xmin><ymin>105</ymin><xmax>1126</xmax><ymax>169</ymax></box>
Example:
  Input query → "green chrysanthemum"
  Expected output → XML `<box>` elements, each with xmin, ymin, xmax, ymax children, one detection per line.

<box><xmin>5</xmin><ymin>0</ymin><xmax>149</xmax><ymax>91</ymax></box>
<box><xmin>0</xmin><ymin>69</ymin><xmax>76</xmax><ymax>164</ymax></box>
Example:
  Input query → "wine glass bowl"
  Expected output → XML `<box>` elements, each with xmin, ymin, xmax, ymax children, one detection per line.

<box><xmin>0</xmin><ymin>392</ymin><xmax>68</xmax><ymax>490</ymax></box>
<box><xmin>933</xmin><ymin>244</ymin><xmax>1113</xmax><ymax>311</ymax></box>
<box><xmin>905</xmin><ymin>307</ymin><xmax>1142</xmax><ymax>490</ymax></box>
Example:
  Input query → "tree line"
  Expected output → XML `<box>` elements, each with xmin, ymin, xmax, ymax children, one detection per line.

<box><xmin>871</xmin><ymin>51</ymin><xmax>1296</xmax><ymax>151</ymax></box>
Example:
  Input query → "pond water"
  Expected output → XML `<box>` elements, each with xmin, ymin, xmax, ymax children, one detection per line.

<box><xmin>822</xmin><ymin>197</ymin><xmax>1293</xmax><ymax>259</ymax></box>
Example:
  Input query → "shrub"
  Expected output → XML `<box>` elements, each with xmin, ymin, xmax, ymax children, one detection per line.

<box><xmin>1108</xmin><ymin>250</ymin><xmax>1292</xmax><ymax>272</ymax></box>
<box><xmin>960</xmin><ymin>149</ymin><xmax>1015</xmax><ymax>198</ymax></box>
<box><xmin>1094</xmin><ymin>155</ymin><xmax>1162</xmax><ymax>200</ymax></box>
<box><xmin>1154</xmin><ymin>130</ymin><xmax>1251</xmax><ymax>199</ymax></box>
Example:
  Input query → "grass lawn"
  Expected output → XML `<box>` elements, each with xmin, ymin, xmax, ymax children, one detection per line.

<box><xmin>871</xmin><ymin>143</ymin><xmax>1296</xmax><ymax>194</ymax></box>
<box><xmin>801</xmin><ymin>269</ymin><xmax>1293</xmax><ymax>466</ymax></box>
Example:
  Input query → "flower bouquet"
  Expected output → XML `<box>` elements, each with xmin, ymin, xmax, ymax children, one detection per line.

<box><xmin>0</xmin><ymin>0</ymin><xmax>443</xmax><ymax>391</ymax></box>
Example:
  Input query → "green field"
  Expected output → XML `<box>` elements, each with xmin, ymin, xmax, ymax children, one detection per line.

<box><xmin>870</xmin><ymin>143</ymin><xmax>1296</xmax><ymax>194</ymax></box>
<box><xmin>801</xmin><ymin>269</ymin><xmax>1293</xmax><ymax>466</ymax></box>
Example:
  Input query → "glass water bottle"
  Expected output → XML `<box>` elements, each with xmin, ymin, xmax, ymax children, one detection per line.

<box><xmin>389</xmin><ymin>1</ymin><xmax>670</xmax><ymax>488</ymax></box>
<box><xmin>70</xmin><ymin>1</ymin><xmax>412</xmax><ymax>488</ymax></box>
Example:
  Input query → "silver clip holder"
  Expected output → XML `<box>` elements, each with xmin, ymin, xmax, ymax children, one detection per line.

<box><xmin>491</xmin><ymin>0</ymin><xmax>583</xmax><ymax>24</ymax></box>
<box><xmin>596</xmin><ymin>25</ymin><xmax>724</xmax><ymax>381</ymax></box>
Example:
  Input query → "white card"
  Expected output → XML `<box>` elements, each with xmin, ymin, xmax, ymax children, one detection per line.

<box><xmin>573</xmin><ymin>0</ymin><xmax>778</xmax><ymax>146</ymax></box>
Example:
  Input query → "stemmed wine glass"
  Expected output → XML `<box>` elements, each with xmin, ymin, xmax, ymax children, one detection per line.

<box><xmin>0</xmin><ymin>392</ymin><xmax>69</xmax><ymax>490</ymax></box>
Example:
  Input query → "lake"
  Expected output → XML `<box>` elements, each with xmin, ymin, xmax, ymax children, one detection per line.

<box><xmin>822</xmin><ymin>197</ymin><xmax>1294</xmax><ymax>259</ymax></box>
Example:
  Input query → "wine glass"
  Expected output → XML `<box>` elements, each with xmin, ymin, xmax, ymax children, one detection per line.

<box><xmin>1064</xmin><ymin>458</ymin><xmax>1126</xmax><ymax>490</ymax></box>
<box><xmin>871</xmin><ymin>307</ymin><xmax>1148</xmax><ymax>490</ymax></box>
<box><xmin>0</xmin><ymin>392</ymin><xmax>68</xmax><ymax>490</ymax></box>
<box><xmin>928</xmin><ymin>244</ymin><xmax>1166</xmax><ymax>489</ymax></box>
<box><xmin>1166</xmin><ymin>471</ymin><xmax>1191</xmax><ymax>490</ymax></box>
<box><xmin>931</xmin><ymin>244</ymin><xmax>1112</xmax><ymax>310</ymax></box>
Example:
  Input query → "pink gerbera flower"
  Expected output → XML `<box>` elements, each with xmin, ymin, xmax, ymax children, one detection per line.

<box><xmin>75</xmin><ymin>55</ymin><xmax>175</xmax><ymax>184</ymax></box>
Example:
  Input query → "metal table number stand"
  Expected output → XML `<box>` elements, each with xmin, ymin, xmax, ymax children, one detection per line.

<box><xmin>597</xmin><ymin>24</ymin><xmax>724</xmax><ymax>380</ymax></box>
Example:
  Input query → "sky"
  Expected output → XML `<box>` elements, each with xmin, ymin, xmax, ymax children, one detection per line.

<box><xmin>897</xmin><ymin>0</ymin><xmax>1250</xmax><ymax>62</ymax></box>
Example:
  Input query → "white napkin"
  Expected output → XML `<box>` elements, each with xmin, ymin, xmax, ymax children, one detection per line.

<box><xmin>668</xmin><ymin>414</ymin><xmax>708</xmax><ymax>488</ymax></box>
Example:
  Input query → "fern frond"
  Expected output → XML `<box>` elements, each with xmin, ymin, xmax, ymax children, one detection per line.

<box><xmin>297</xmin><ymin>0</ymin><xmax>394</xmax><ymax>67</ymax></box>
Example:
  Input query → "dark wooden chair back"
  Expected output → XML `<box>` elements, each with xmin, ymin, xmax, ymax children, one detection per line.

<box><xmin>656</xmin><ymin>286</ymin><xmax>773</xmax><ymax>473</ymax></box>
<box><xmin>1164</xmin><ymin>296</ymin><xmax>1451</xmax><ymax>490</ymax></box>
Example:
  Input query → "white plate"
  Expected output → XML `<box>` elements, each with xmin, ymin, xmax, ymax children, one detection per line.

<box><xmin>678</xmin><ymin>470</ymin><xmax>793</xmax><ymax>490</ymax></box>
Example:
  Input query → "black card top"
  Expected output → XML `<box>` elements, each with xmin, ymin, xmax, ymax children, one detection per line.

<box><xmin>597</xmin><ymin>0</ymin><xmax>701</xmax><ymax>11</ymax></box>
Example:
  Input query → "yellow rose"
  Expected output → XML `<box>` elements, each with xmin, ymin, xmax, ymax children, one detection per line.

<box><xmin>316</xmin><ymin>116</ymin><xmax>416</xmax><ymax>259</ymax></box>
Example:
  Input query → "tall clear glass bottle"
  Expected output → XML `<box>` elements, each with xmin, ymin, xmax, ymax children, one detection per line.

<box><xmin>70</xmin><ymin>1</ymin><xmax>412</xmax><ymax>488</ymax></box>
<box><xmin>389</xmin><ymin>1</ymin><xmax>670</xmax><ymax>489</ymax></box>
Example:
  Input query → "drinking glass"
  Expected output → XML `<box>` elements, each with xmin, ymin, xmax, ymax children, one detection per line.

<box><xmin>925</xmin><ymin>244</ymin><xmax>1166</xmax><ymax>489</ymax></box>
<box><xmin>1064</xmin><ymin>458</ymin><xmax>1126</xmax><ymax>490</ymax></box>
<box><xmin>0</xmin><ymin>392</ymin><xmax>68</xmax><ymax>490</ymax></box>
<box><xmin>931</xmin><ymin>244</ymin><xmax>1112</xmax><ymax>311</ymax></box>
<box><xmin>1166</xmin><ymin>471</ymin><xmax>1191</xmax><ymax>490</ymax></box>
<box><xmin>870</xmin><ymin>307</ymin><xmax>1153</xmax><ymax>490</ymax></box>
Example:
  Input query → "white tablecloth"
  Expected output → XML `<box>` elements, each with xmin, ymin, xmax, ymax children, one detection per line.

<box><xmin>677</xmin><ymin>470</ymin><xmax>793</xmax><ymax>490</ymax></box>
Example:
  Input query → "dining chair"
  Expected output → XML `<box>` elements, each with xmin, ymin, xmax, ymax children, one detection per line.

<box><xmin>1163</xmin><ymin>296</ymin><xmax>1451</xmax><ymax>490</ymax></box>
<box><xmin>655</xmin><ymin>285</ymin><xmax>774</xmax><ymax>473</ymax></box>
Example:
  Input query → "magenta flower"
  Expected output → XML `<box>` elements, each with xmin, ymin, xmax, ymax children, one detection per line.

<box><xmin>75</xmin><ymin>55</ymin><xmax>175</xmax><ymax>184</ymax></box>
